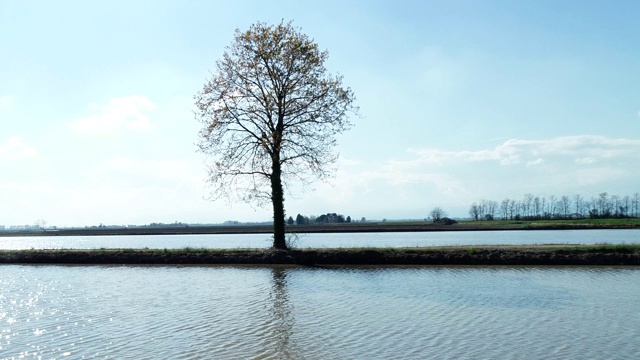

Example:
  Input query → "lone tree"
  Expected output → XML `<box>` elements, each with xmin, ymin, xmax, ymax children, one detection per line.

<box><xmin>429</xmin><ymin>207</ymin><xmax>446</xmax><ymax>223</ymax></box>
<box><xmin>195</xmin><ymin>21</ymin><xmax>357</xmax><ymax>249</ymax></box>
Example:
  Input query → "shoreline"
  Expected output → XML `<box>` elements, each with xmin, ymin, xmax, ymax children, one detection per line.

<box><xmin>1</xmin><ymin>245</ymin><xmax>639</xmax><ymax>266</ymax></box>
<box><xmin>2</xmin><ymin>221</ymin><xmax>639</xmax><ymax>237</ymax></box>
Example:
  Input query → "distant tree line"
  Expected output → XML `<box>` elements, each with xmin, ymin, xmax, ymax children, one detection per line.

<box><xmin>287</xmin><ymin>213</ymin><xmax>353</xmax><ymax>225</ymax></box>
<box><xmin>468</xmin><ymin>192</ymin><xmax>640</xmax><ymax>221</ymax></box>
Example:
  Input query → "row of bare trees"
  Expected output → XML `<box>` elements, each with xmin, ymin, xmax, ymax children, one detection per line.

<box><xmin>469</xmin><ymin>192</ymin><xmax>640</xmax><ymax>221</ymax></box>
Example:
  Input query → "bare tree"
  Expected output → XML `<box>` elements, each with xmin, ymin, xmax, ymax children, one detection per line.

<box><xmin>35</xmin><ymin>219</ymin><xmax>47</xmax><ymax>231</ymax></box>
<box><xmin>481</xmin><ymin>199</ymin><xmax>498</xmax><ymax>220</ymax></box>
<box><xmin>547</xmin><ymin>195</ymin><xmax>557</xmax><ymax>218</ymax></box>
<box><xmin>500</xmin><ymin>198</ymin><xmax>510</xmax><ymax>220</ymax></box>
<box><xmin>573</xmin><ymin>194</ymin><xmax>583</xmax><ymax>217</ymax></box>
<box><xmin>510</xmin><ymin>199</ymin><xmax>519</xmax><ymax>220</ymax></box>
<box><xmin>611</xmin><ymin>194</ymin><xmax>621</xmax><ymax>217</ymax></box>
<box><xmin>533</xmin><ymin>196</ymin><xmax>541</xmax><ymax>218</ymax></box>
<box><xmin>560</xmin><ymin>195</ymin><xmax>571</xmax><ymax>219</ymax></box>
<box><xmin>469</xmin><ymin>202</ymin><xmax>481</xmax><ymax>221</ymax></box>
<box><xmin>522</xmin><ymin>193</ymin><xmax>534</xmax><ymax>219</ymax></box>
<box><xmin>597</xmin><ymin>192</ymin><xmax>610</xmax><ymax>218</ymax></box>
<box><xmin>195</xmin><ymin>21</ymin><xmax>358</xmax><ymax>249</ymax></box>
<box><xmin>429</xmin><ymin>207</ymin><xmax>446</xmax><ymax>223</ymax></box>
<box><xmin>622</xmin><ymin>195</ymin><xmax>631</xmax><ymax>218</ymax></box>
<box><xmin>541</xmin><ymin>196</ymin><xmax>548</xmax><ymax>219</ymax></box>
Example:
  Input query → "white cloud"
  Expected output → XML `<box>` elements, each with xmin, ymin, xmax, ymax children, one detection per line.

<box><xmin>68</xmin><ymin>96</ymin><xmax>157</xmax><ymax>135</ymax></box>
<box><xmin>0</xmin><ymin>179</ymin><xmax>218</xmax><ymax>227</ymax></box>
<box><xmin>0</xmin><ymin>155</ymin><xmax>213</xmax><ymax>227</ymax></box>
<box><xmin>575</xmin><ymin>157</ymin><xmax>596</xmax><ymax>164</ymax></box>
<box><xmin>337</xmin><ymin>157</ymin><xmax>362</xmax><ymax>166</ymax></box>
<box><xmin>87</xmin><ymin>156</ymin><xmax>202</xmax><ymax>185</ymax></box>
<box><xmin>397</xmin><ymin>135</ymin><xmax>640</xmax><ymax>195</ymax></box>
<box><xmin>0</xmin><ymin>137</ymin><xmax>38</xmax><ymax>161</ymax></box>
<box><xmin>527</xmin><ymin>158</ymin><xmax>544</xmax><ymax>166</ymax></box>
<box><xmin>301</xmin><ymin>135</ymin><xmax>640</xmax><ymax>218</ymax></box>
<box><xmin>0</xmin><ymin>95</ymin><xmax>15</xmax><ymax>111</ymax></box>
<box><xmin>409</xmin><ymin>135</ymin><xmax>640</xmax><ymax>167</ymax></box>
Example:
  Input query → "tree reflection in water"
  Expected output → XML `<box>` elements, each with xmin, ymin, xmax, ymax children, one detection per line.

<box><xmin>267</xmin><ymin>266</ymin><xmax>300</xmax><ymax>358</ymax></box>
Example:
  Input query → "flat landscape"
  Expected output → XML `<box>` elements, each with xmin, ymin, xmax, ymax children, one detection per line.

<box><xmin>2</xmin><ymin>219</ymin><xmax>638</xmax><ymax>265</ymax></box>
<box><xmin>2</xmin><ymin>218</ymin><xmax>640</xmax><ymax>237</ymax></box>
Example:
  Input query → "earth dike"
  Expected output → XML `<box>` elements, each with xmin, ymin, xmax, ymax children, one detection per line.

<box><xmin>0</xmin><ymin>246</ymin><xmax>638</xmax><ymax>266</ymax></box>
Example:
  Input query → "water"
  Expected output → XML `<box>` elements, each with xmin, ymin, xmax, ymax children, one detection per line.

<box><xmin>1</xmin><ymin>229</ymin><xmax>639</xmax><ymax>250</ymax></box>
<box><xmin>1</xmin><ymin>265</ymin><xmax>639</xmax><ymax>359</ymax></box>
<box><xmin>1</xmin><ymin>231</ymin><xmax>639</xmax><ymax>358</ymax></box>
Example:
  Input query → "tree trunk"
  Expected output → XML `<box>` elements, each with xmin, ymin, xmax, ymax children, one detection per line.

<box><xmin>271</xmin><ymin>161</ymin><xmax>287</xmax><ymax>250</ymax></box>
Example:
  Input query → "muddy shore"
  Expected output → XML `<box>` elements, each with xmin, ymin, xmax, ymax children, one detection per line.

<box><xmin>1</xmin><ymin>246</ymin><xmax>638</xmax><ymax>266</ymax></box>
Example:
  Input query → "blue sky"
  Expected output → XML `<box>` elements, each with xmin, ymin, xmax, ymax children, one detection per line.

<box><xmin>1</xmin><ymin>0</ymin><xmax>639</xmax><ymax>226</ymax></box>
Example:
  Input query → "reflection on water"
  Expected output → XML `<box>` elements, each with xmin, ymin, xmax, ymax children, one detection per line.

<box><xmin>1</xmin><ymin>229</ymin><xmax>639</xmax><ymax>250</ymax></box>
<box><xmin>267</xmin><ymin>267</ymin><xmax>297</xmax><ymax>358</ymax></box>
<box><xmin>0</xmin><ymin>265</ymin><xmax>639</xmax><ymax>359</ymax></box>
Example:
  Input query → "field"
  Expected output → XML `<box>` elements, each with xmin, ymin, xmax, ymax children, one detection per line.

<box><xmin>2</xmin><ymin>218</ymin><xmax>640</xmax><ymax>237</ymax></box>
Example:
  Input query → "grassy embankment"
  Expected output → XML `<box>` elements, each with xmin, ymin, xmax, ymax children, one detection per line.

<box><xmin>1</xmin><ymin>244</ymin><xmax>639</xmax><ymax>266</ymax></box>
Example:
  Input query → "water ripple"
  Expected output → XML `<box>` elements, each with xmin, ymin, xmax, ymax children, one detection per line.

<box><xmin>0</xmin><ymin>265</ymin><xmax>639</xmax><ymax>359</ymax></box>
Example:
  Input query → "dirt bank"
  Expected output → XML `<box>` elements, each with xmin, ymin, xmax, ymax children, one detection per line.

<box><xmin>1</xmin><ymin>246</ymin><xmax>638</xmax><ymax>266</ymax></box>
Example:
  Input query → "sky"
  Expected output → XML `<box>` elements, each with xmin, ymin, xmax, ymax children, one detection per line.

<box><xmin>1</xmin><ymin>0</ymin><xmax>639</xmax><ymax>227</ymax></box>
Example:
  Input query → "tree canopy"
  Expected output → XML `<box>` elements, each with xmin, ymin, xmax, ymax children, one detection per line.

<box><xmin>195</xmin><ymin>21</ymin><xmax>358</xmax><ymax>249</ymax></box>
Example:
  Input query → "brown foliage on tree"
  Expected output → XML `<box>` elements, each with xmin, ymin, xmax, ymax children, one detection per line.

<box><xmin>195</xmin><ymin>21</ymin><xmax>358</xmax><ymax>249</ymax></box>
